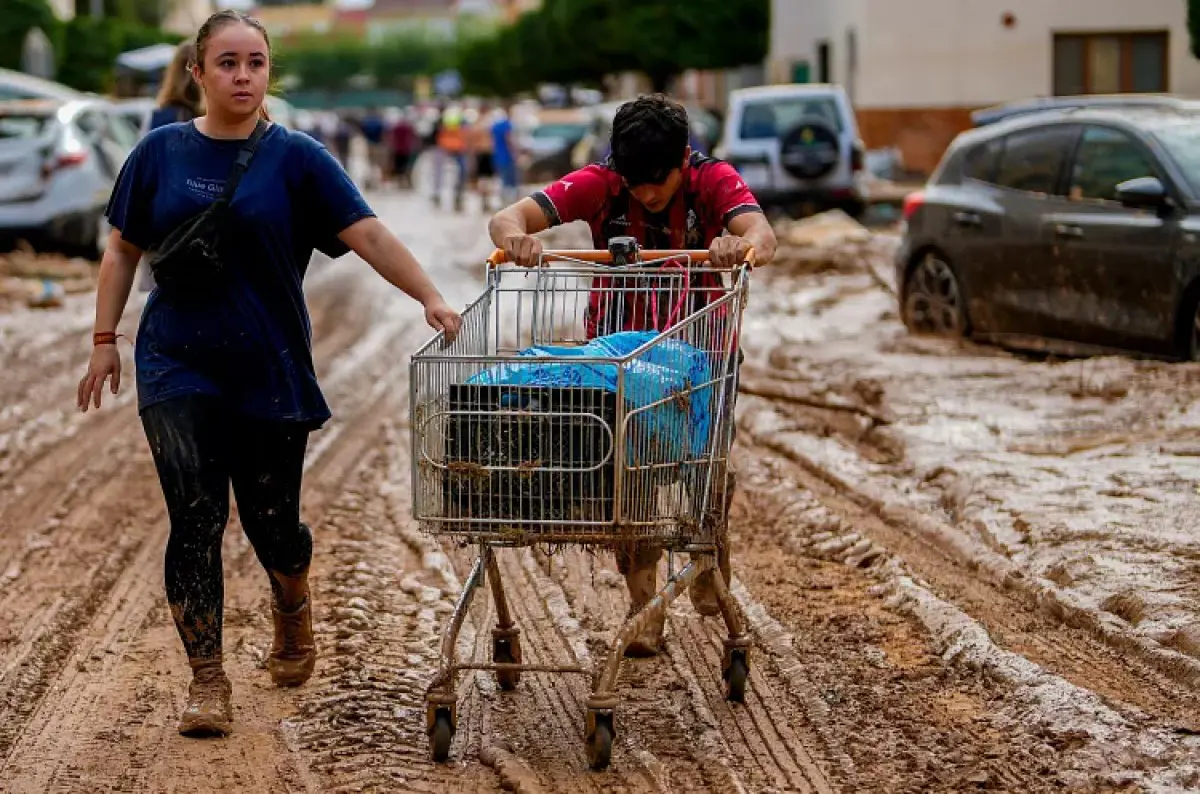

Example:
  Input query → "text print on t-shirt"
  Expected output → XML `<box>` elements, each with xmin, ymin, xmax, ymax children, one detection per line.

<box><xmin>186</xmin><ymin>177</ymin><xmax>224</xmax><ymax>200</ymax></box>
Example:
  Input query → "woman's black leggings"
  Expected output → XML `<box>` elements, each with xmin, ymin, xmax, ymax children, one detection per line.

<box><xmin>142</xmin><ymin>395</ymin><xmax>312</xmax><ymax>661</ymax></box>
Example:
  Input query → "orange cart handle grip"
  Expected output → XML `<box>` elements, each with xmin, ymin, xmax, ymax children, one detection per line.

<box><xmin>487</xmin><ymin>248</ymin><xmax>756</xmax><ymax>268</ymax></box>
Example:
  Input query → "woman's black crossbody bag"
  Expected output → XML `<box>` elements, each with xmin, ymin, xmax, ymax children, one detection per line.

<box><xmin>148</xmin><ymin>120</ymin><xmax>268</xmax><ymax>300</ymax></box>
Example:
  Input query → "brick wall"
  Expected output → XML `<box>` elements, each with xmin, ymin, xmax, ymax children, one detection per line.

<box><xmin>855</xmin><ymin>107</ymin><xmax>978</xmax><ymax>176</ymax></box>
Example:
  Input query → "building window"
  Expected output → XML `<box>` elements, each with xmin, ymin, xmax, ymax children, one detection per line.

<box><xmin>1053</xmin><ymin>32</ymin><xmax>1168</xmax><ymax>95</ymax></box>
<box><xmin>817</xmin><ymin>41</ymin><xmax>831</xmax><ymax>83</ymax></box>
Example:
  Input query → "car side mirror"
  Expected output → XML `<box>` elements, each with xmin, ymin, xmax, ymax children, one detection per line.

<box><xmin>1115</xmin><ymin>176</ymin><xmax>1171</xmax><ymax>211</ymax></box>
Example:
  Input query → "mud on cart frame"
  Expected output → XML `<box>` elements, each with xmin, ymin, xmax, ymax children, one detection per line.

<box><xmin>409</xmin><ymin>242</ymin><xmax>755</xmax><ymax>769</ymax></box>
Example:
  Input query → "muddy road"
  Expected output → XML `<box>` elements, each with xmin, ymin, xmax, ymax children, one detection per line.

<box><xmin>0</xmin><ymin>198</ymin><xmax>1197</xmax><ymax>793</ymax></box>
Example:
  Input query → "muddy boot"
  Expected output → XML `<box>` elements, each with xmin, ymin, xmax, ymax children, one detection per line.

<box><xmin>623</xmin><ymin>561</ymin><xmax>665</xmax><ymax>658</ymax></box>
<box><xmin>178</xmin><ymin>658</ymin><xmax>233</xmax><ymax>738</ymax></box>
<box><xmin>268</xmin><ymin>570</ymin><xmax>317</xmax><ymax>687</ymax></box>
<box><xmin>690</xmin><ymin>470</ymin><xmax>736</xmax><ymax>617</ymax></box>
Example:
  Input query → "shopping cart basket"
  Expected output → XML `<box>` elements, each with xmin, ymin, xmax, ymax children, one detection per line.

<box><xmin>410</xmin><ymin>240</ymin><xmax>753</xmax><ymax>770</ymax></box>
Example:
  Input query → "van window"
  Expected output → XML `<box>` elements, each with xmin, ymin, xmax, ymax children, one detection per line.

<box><xmin>993</xmin><ymin>125</ymin><xmax>1078</xmax><ymax>194</ymax></box>
<box><xmin>739</xmin><ymin>96</ymin><xmax>844</xmax><ymax>140</ymax></box>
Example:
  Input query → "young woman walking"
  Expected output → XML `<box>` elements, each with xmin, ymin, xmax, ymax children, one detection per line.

<box><xmin>76</xmin><ymin>10</ymin><xmax>461</xmax><ymax>738</ymax></box>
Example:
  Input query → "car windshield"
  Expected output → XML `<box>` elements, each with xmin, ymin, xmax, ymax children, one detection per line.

<box><xmin>0</xmin><ymin>114</ymin><xmax>53</xmax><ymax>140</ymax></box>
<box><xmin>1152</xmin><ymin>120</ymin><xmax>1200</xmax><ymax>195</ymax></box>
<box><xmin>739</xmin><ymin>96</ymin><xmax>843</xmax><ymax>140</ymax></box>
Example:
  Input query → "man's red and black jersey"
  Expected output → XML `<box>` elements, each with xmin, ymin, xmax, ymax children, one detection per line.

<box><xmin>531</xmin><ymin>153</ymin><xmax>762</xmax><ymax>338</ymax></box>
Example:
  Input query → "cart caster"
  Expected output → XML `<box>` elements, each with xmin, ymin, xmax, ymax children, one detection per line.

<box><xmin>492</xmin><ymin>630</ymin><xmax>522</xmax><ymax>691</ymax></box>
<box><xmin>585</xmin><ymin>710</ymin><xmax>614</xmax><ymax>771</ymax></box>
<box><xmin>724</xmin><ymin>648</ymin><xmax>749</xmax><ymax>703</ymax></box>
<box><xmin>429</xmin><ymin>707</ymin><xmax>455</xmax><ymax>762</ymax></box>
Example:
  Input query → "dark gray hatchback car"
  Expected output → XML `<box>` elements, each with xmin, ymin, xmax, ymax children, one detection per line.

<box><xmin>896</xmin><ymin>106</ymin><xmax>1200</xmax><ymax>359</ymax></box>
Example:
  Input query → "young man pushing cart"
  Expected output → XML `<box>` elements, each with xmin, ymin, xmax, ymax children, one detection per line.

<box><xmin>488</xmin><ymin>94</ymin><xmax>777</xmax><ymax>656</ymax></box>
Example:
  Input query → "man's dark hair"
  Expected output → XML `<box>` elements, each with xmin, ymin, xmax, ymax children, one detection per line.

<box><xmin>609</xmin><ymin>94</ymin><xmax>691</xmax><ymax>187</ymax></box>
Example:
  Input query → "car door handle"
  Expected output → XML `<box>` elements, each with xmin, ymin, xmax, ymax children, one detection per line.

<box><xmin>952</xmin><ymin>211</ymin><xmax>982</xmax><ymax>227</ymax></box>
<box><xmin>1054</xmin><ymin>223</ymin><xmax>1084</xmax><ymax>239</ymax></box>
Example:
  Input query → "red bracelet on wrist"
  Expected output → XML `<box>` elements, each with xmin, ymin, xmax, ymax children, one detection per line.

<box><xmin>93</xmin><ymin>332</ymin><xmax>126</xmax><ymax>346</ymax></box>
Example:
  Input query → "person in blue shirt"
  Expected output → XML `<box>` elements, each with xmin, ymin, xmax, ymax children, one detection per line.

<box><xmin>491</xmin><ymin>104</ymin><xmax>518</xmax><ymax>205</ymax></box>
<box><xmin>75</xmin><ymin>10</ymin><xmax>461</xmax><ymax>739</ymax></box>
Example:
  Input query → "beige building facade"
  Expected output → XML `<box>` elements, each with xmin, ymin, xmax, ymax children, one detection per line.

<box><xmin>769</xmin><ymin>0</ymin><xmax>1200</xmax><ymax>172</ymax></box>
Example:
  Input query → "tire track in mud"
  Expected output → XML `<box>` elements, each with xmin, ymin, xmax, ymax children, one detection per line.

<box><xmin>724</xmin><ymin>451</ymin><xmax>1074</xmax><ymax>793</ymax></box>
<box><xmin>530</xmin><ymin>545</ymin><xmax>834</xmax><ymax>793</ymax></box>
<box><xmin>0</xmin><ymin>265</ymin><xmax>408</xmax><ymax>789</ymax></box>
<box><xmin>731</xmin><ymin>420</ymin><xmax>1199</xmax><ymax>789</ymax></box>
<box><xmin>737</xmin><ymin>410</ymin><xmax>1200</xmax><ymax>730</ymax></box>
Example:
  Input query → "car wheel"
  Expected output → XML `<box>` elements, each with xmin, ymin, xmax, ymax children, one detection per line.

<box><xmin>79</xmin><ymin>212</ymin><xmax>109</xmax><ymax>261</ymax></box>
<box><xmin>903</xmin><ymin>252</ymin><xmax>968</xmax><ymax>337</ymax></box>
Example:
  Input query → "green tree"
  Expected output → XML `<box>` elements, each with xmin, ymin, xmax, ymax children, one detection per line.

<box><xmin>74</xmin><ymin>0</ymin><xmax>170</xmax><ymax>27</ymax></box>
<box><xmin>457</xmin><ymin>25</ymin><xmax>525</xmax><ymax>97</ymax></box>
<box><xmin>541</xmin><ymin>0</ymin><xmax>619</xmax><ymax>87</ymax></box>
<box><xmin>54</xmin><ymin>16</ymin><xmax>181</xmax><ymax>93</ymax></box>
<box><xmin>459</xmin><ymin>0</ymin><xmax>769</xmax><ymax>97</ymax></box>
<box><xmin>280</xmin><ymin>35</ymin><xmax>367</xmax><ymax>91</ymax></box>
<box><xmin>609</xmin><ymin>0</ymin><xmax>769</xmax><ymax>92</ymax></box>
<box><xmin>370</xmin><ymin>30</ymin><xmax>455</xmax><ymax>89</ymax></box>
<box><xmin>0</xmin><ymin>0</ymin><xmax>60</xmax><ymax>72</ymax></box>
<box><xmin>56</xmin><ymin>16</ymin><xmax>123</xmax><ymax>92</ymax></box>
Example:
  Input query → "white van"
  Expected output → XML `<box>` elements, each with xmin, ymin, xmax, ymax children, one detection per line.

<box><xmin>716</xmin><ymin>84</ymin><xmax>867</xmax><ymax>217</ymax></box>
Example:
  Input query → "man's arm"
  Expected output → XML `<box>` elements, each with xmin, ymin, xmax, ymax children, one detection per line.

<box><xmin>489</xmin><ymin>164</ymin><xmax>610</xmax><ymax>266</ymax></box>
<box><xmin>727</xmin><ymin>211</ymin><xmax>777</xmax><ymax>266</ymax></box>
<box><xmin>488</xmin><ymin>198</ymin><xmax>550</xmax><ymax>266</ymax></box>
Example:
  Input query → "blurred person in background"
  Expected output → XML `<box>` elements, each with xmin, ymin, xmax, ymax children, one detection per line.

<box><xmin>432</xmin><ymin>105</ymin><xmax>467</xmax><ymax>212</ymax></box>
<box><xmin>148</xmin><ymin>42</ymin><xmax>204</xmax><ymax>130</ymax></box>
<box><xmin>332</xmin><ymin>113</ymin><xmax>352</xmax><ymax>167</ymax></box>
<box><xmin>468</xmin><ymin>103</ymin><xmax>497</xmax><ymax>211</ymax></box>
<box><xmin>488</xmin><ymin>94</ymin><xmax>776</xmax><ymax>657</ymax></box>
<box><xmin>360</xmin><ymin>107</ymin><xmax>386</xmax><ymax>190</ymax></box>
<box><xmin>389</xmin><ymin>108</ymin><xmax>418</xmax><ymax>190</ymax></box>
<box><xmin>77</xmin><ymin>9</ymin><xmax>461</xmax><ymax>740</ymax></box>
<box><xmin>491</xmin><ymin>103</ymin><xmax>519</xmax><ymax>206</ymax></box>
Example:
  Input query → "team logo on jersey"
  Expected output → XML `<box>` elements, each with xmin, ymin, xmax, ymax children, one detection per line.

<box><xmin>685</xmin><ymin>208</ymin><xmax>701</xmax><ymax>248</ymax></box>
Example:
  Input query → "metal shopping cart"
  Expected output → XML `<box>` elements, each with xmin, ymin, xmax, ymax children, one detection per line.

<box><xmin>410</xmin><ymin>238</ymin><xmax>753</xmax><ymax>770</ymax></box>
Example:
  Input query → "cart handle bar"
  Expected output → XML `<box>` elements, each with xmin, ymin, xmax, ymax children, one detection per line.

<box><xmin>487</xmin><ymin>248</ymin><xmax>756</xmax><ymax>268</ymax></box>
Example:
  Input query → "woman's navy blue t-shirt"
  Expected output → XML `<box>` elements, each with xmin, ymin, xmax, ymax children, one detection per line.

<box><xmin>105</xmin><ymin>121</ymin><xmax>375</xmax><ymax>428</ymax></box>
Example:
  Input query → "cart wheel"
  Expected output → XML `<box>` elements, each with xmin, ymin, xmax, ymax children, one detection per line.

<box><xmin>493</xmin><ymin>634</ymin><xmax>521</xmax><ymax>691</ymax></box>
<box><xmin>586</xmin><ymin>714</ymin><xmax>614</xmax><ymax>771</ymax></box>
<box><xmin>724</xmin><ymin>649</ymin><xmax>749</xmax><ymax>704</ymax></box>
<box><xmin>430</xmin><ymin>707</ymin><xmax>455</xmax><ymax>762</ymax></box>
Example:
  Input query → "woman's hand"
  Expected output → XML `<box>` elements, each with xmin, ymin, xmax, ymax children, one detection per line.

<box><xmin>425</xmin><ymin>298</ymin><xmax>462</xmax><ymax>342</ymax></box>
<box><xmin>77</xmin><ymin>344</ymin><xmax>122</xmax><ymax>412</ymax></box>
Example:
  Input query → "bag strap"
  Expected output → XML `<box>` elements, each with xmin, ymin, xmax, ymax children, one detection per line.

<box><xmin>218</xmin><ymin>119</ymin><xmax>269</xmax><ymax>205</ymax></box>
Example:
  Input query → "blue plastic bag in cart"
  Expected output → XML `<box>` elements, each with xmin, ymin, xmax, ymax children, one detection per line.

<box><xmin>466</xmin><ymin>332</ymin><xmax>715</xmax><ymax>465</ymax></box>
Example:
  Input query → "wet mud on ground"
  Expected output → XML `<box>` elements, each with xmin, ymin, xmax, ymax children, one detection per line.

<box><xmin>0</xmin><ymin>202</ymin><xmax>1197</xmax><ymax>792</ymax></box>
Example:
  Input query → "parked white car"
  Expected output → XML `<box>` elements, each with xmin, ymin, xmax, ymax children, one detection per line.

<box><xmin>0</xmin><ymin>98</ymin><xmax>137</xmax><ymax>258</ymax></box>
<box><xmin>716</xmin><ymin>84</ymin><xmax>868</xmax><ymax>217</ymax></box>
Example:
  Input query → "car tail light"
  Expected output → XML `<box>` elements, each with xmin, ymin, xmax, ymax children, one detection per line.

<box><xmin>42</xmin><ymin>150</ymin><xmax>87</xmax><ymax>179</ymax></box>
<box><xmin>902</xmin><ymin>190</ymin><xmax>925</xmax><ymax>221</ymax></box>
<box><xmin>851</xmin><ymin>142</ymin><xmax>865</xmax><ymax>173</ymax></box>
